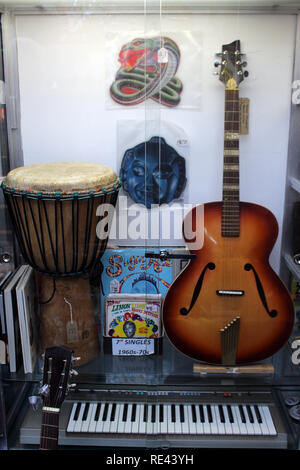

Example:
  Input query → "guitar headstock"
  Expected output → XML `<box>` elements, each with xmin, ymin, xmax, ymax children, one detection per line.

<box><xmin>214</xmin><ymin>40</ymin><xmax>248</xmax><ymax>88</ymax></box>
<box><xmin>40</xmin><ymin>345</ymin><xmax>76</xmax><ymax>410</ymax></box>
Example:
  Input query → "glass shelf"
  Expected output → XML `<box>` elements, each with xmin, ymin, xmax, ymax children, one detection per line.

<box><xmin>2</xmin><ymin>336</ymin><xmax>300</xmax><ymax>389</ymax></box>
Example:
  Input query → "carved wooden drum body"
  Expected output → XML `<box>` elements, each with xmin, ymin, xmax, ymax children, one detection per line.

<box><xmin>2</xmin><ymin>161</ymin><xmax>121</xmax><ymax>365</ymax></box>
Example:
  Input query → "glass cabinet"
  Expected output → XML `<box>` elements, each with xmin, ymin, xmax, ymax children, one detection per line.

<box><xmin>0</xmin><ymin>0</ymin><xmax>300</xmax><ymax>453</ymax></box>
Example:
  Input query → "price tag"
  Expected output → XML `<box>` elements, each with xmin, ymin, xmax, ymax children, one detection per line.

<box><xmin>112</xmin><ymin>338</ymin><xmax>154</xmax><ymax>356</ymax></box>
<box><xmin>66</xmin><ymin>320</ymin><xmax>79</xmax><ymax>344</ymax></box>
<box><xmin>158</xmin><ymin>47</ymin><xmax>168</xmax><ymax>63</ymax></box>
<box><xmin>239</xmin><ymin>97</ymin><xmax>249</xmax><ymax>135</ymax></box>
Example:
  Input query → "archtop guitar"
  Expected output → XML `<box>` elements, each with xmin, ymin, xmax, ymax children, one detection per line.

<box><xmin>163</xmin><ymin>40</ymin><xmax>294</xmax><ymax>365</ymax></box>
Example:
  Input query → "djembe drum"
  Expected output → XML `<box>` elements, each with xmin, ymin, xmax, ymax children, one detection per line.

<box><xmin>2</xmin><ymin>161</ymin><xmax>121</xmax><ymax>365</ymax></box>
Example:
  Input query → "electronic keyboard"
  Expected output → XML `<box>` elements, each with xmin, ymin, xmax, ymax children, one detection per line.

<box><xmin>19</xmin><ymin>387</ymin><xmax>288</xmax><ymax>448</ymax></box>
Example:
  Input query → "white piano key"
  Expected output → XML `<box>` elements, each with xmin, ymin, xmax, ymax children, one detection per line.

<box><xmin>208</xmin><ymin>405</ymin><xmax>219</xmax><ymax>434</ymax></box>
<box><xmin>118</xmin><ymin>403</ymin><xmax>128</xmax><ymax>434</ymax></box>
<box><xmin>152</xmin><ymin>405</ymin><xmax>158</xmax><ymax>435</ymax></box>
<box><xmin>139</xmin><ymin>405</ymin><xmax>147</xmax><ymax>434</ymax></box>
<box><xmin>156</xmin><ymin>404</ymin><xmax>162</xmax><ymax>434</ymax></box>
<box><xmin>181</xmin><ymin>405</ymin><xmax>190</xmax><ymax>434</ymax></box>
<box><xmin>88</xmin><ymin>403</ymin><xmax>101</xmax><ymax>433</ymax></box>
<box><xmin>132</xmin><ymin>404</ymin><xmax>141</xmax><ymax>434</ymax></box>
<box><xmin>81</xmin><ymin>402</ymin><xmax>94</xmax><ymax>433</ymax></box>
<box><xmin>174</xmin><ymin>405</ymin><xmax>182</xmax><ymax>434</ymax></box>
<box><xmin>214</xmin><ymin>405</ymin><xmax>226</xmax><ymax>435</ymax></box>
<box><xmin>167</xmin><ymin>405</ymin><xmax>175</xmax><ymax>434</ymax></box>
<box><xmin>124</xmin><ymin>404</ymin><xmax>133</xmax><ymax>434</ymax></box>
<box><xmin>187</xmin><ymin>405</ymin><xmax>197</xmax><ymax>434</ymax></box>
<box><xmin>242</xmin><ymin>405</ymin><xmax>255</xmax><ymax>435</ymax></box>
<box><xmin>102</xmin><ymin>403</ymin><xmax>113</xmax><ymax>433</ymax></box>
<box><xmin>160</xmin><ymin>405</ymin><xmax>168</xmax><ymax>434</ymax></box>
<box><xmin>67</xmin><ymin>402</ymin><xmax>79</xmax><ymax>433</ymax></box>
<box><xmin>256</xmin><ymin>405</ymin><xmax>270</xmax><ymax>435</ymax></box>
<box><xmin>260</xmin><ymin>405</ymin><xmax>277</xmax><ymax>436</ymax></box>
<box><xmin>236</xmin><ymin>405</ymin><xmax>249</xmax><ymax>435</ymax></box>
<box><xmin>146</xmin><ymin>404</ymin><xmax>153</xmax><ymax>435</ymax></box>
<box><xmin>230</xmin><ymin>406</ymin><xmax>242</xmax><ymax>435</ymax></box>
<box><xmin>87</xmin><ymin>403</ymin><xmax>98</xmax><ymax>433</ymax></box>
<box><xmin>109</xmin><ymin>403</ymin><xmax>120</xmax><ymax>434</ymax></box>
<box><xmin>202</xmin><ymin>405</ymin><xmax>211</xmax><ymax>434</ymax></box>
<box><xmin>95</xmin><ymin>403</ymin><xmax>106</xmax><ymax>433</ymax></box>
<box><xmin>194</xmin><ymin>404</ymin><xmax>204</xmax><ymax>434</ymax></box>
<box><xmin>222</xmin><ymin>405</ymin><xmax>233</xmax><ymax>435</ymax></box>
<box><xmin>250</xmin><ymin>405</ymin><xmax>262</xmax><ymax>435</ymax></box>
<box><xmin>74</xmin><ymin>402</ymin><xmax>86</xmax><ymax>433</ymax></box>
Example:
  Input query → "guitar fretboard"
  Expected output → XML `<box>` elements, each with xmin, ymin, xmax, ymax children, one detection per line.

<box><xmin>222</xmin><ymin>88</ymin><xmax>240</xmax><ymax>237</ymax></box>
<box><xmin>40</xmin><ymin>410</ymin><xmax>59</xmax><ymax>450</ymax></box>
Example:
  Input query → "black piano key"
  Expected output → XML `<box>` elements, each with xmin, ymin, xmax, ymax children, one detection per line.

<box><xmin>180</xmin><ymin>405</ymin><xmax>185</xmax><ymax>423</ymax></box>
<box><xmin>159</xmin><ymin>404</ymin><xmax>164</xmax><ymax>423</ymax></box>
<box><xmin>191</xmin><ymin>405</ymin><xmax>197</xmax><ymax>423</ymax></box>
<box><xmin>218</xmin><ymin>405</ymin><xmax>225</xmax><ymax>423</ymax></box>
<box><xmin>199</xmin><ymin>405</ymin><xmax>205</xmax><ymax>423</ymax></box>
<box><xmin>227</xmin><ymin>405</ymin><xmax>234</xmax><ymax>423</ymax></box>
<box><xmin>94</xmin><ymin>403</ymin><xmax>101</xmax><ymax>421</ymax></box>
<box><xmin>254</xmin><ymin>405</ymin><xmax>262</xmax><ymax>423</ymax></box>
<box><xmin>122</xmin><ymin>403</ymin><xmax>128</xmax><ymax>422</ymax></box>
<box><xmin>207</xmin><ymin>405</ymin><xmax>213</xmax><ymax>423</ymax></box>
<box><xmin>82</xmin><ymin>403</ymin><xmax>90</xmax><ymax>421</ymax></box>
<box><xmin>102</xmin><ymin>403</ymin><xmax>109</xmax><ymax>421</ymax></box>
<box><xmin>171</xmin><ymin>404</ymin><xmax>176</xmax><ymax>422</ymax></box>
<box><xmin>143</xmin><ymin>405</ymin><xmax>148</xmax><ymax>422</ymax></box>
<box><xmin>110</xmin><ymin>403</ymin><xmax>116</xmax><ymax>422</ymax></box>
<box><xmin>246</xmin><ymin>405</ymin><xmax>254</xmax><ymax>423</ymax></box>
<box><xmin>131</xmin><ymin>404</ymin><xmax>137</xmax><ymax>422</ymax></box>
<box><xmin>74</xmin><ymin>402</ymin><xmax>81</xmax><ymax>421</ymax></box>
<box><xmin>151</xmin><ymin>405</ymin><xmax>156</xmax><ymax>423</ymax></box>
<box><xmin>239</xmin><ymin>405</ymin><xmax>246</xmax><ymax>423</ymax></box>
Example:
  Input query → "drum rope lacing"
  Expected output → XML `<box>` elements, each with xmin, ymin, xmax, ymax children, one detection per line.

<box><xmin>1</xmin><ymin>180</ymin><xmax>121</xmax><ymax>295</ymax></box>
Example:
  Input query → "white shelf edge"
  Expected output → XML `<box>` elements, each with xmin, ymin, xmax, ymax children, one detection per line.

<box><xmin>284</xmin><ymin>252</ymin><xmax>300</xmax><ymax>280</ymax></box>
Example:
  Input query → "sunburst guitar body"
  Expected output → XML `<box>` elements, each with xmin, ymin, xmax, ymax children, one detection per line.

<box><xmin>163</xmin><ymin>201</ymin><xmax>294</xmax><ymax>364</ymax></box>
<box><xmin>163</xmin><ymin>41</ymin><xmax>294</xmax><ymax>365</ymax></box>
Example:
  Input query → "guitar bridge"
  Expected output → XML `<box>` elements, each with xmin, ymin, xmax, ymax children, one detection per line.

<box><xmin>220</xmin><ymin>316</ymin><xmax>240</xmax><ymax>366</ymax></box>
<box><xmin>217</xmin><ymin>290</ymin><xmax>244</xmax><ymax>296</ymax></box>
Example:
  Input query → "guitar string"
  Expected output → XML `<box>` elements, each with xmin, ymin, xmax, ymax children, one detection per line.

<box><xmin>41</xmin><ymin>359</ymin><xmax>66</xmax><ymax>449</ymax></box>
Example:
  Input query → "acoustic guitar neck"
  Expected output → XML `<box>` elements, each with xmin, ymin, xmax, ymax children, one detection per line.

<box><xmin>40</xmin><ymin>410</ymin><xmax>60</xmax><ymax>450</ymax></box>
<box><xmin>222</xmin><ymin>81</ymin><xmax>240</xmax><ymax>238</ymax></box>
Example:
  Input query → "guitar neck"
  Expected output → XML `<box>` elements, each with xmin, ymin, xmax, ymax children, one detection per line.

<box><xmin>222</xmin><ymin>86</ymin><xmax>240</xmax><ymax>237</ymax></box>
<box><xmin>40</xmin><ymin>409</ymin><xmax>60</xmax><ymax>450</ymax></box>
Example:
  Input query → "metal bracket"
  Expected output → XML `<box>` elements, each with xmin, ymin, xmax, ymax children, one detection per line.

<box><xmin>145</xmin><ymin>249</ymin><xmax>196</xmax><ymax>261</ymax></box>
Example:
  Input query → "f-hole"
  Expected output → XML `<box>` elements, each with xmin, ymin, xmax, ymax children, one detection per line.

<box><xmin>244</xmin><ymin>263</ymin><xmax>277</xmax><ymax>318</ymax></box>
<box><xmin>180</xmin><ymin>262</ymin><xmax>216</xmax><ymax>316</ymax></box>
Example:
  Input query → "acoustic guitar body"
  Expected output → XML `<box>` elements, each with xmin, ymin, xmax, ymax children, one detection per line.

<box><xmin>163</xmin><ymin>201</ymin><xmax>294</xmax><ymax>364</ymax></box>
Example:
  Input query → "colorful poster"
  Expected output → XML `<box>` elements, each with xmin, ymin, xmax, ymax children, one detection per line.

<box><xmin>105</xmin><ymin>294</ymin><xmax>161</xmax><ymax>338</ymax></box>
<box><xmin>101</xmin><ymin>248</ymin><xmax>173</xmax><ymax>297</ymax></box>
<box><xmin>110</xmin><ymin>36</ymin><xmax>183</xmax><ymax>107</ymax></box>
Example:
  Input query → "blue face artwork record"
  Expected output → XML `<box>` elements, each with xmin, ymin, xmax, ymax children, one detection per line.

<box><xmin>120</xmin><ymin>136</ymin><xmax>187</xmax><ymax>208</ymax></box>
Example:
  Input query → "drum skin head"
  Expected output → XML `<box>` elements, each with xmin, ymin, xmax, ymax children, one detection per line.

<box><xmin>4</xmin><ymin>161</ymin><xmax>118</xmax><ymax>194</ymax></box>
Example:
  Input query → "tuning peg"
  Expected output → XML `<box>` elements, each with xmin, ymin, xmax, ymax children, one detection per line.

<box><xmin>70</xmin><ymin>369</ymin><xmax>79</xmax><ymax>376</ymax></box>
<box><xmin>242</xmin><ymin>61</ymin><xmax>247</xmax><ymax>67</ymax></box>
<box><xmin>39</xmin><ymin>384</ymin><xmax>50</xmax><ymax>397</ymax></box>
<box><xmin>28</xmin><ymin>395</ymin><xmax>43</xmax><ymax>412</ymax></box>
<box><xmin>214</xmin><ymin>60</ymin><xmax>220</xmax><ymax>67</ymax></box>
<box><xmin>72</xmin><ymin>356</ymin><xmax>81</xmax><ymax>362</ymax></box>
<box><xmin>244</xmin><ymin>70</ymin><xmax>249</xmax><ymax>77</ymax></box>
<box><xmin>69</xmin><ymin>383</ymin><xmax>77</xmax><ymax>388</ymax></box>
